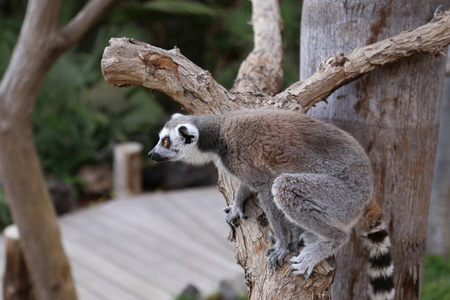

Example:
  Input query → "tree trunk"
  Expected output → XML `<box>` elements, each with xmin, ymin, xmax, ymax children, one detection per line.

<box><xmin>0</xmin><ymin>1</ymin><xmax>115</xmax><ymax>299</ymax></box>
<box><xmin>301</xmin><ymin>1</ymin><xmax>447</xmax><ymax>299</ymax></box>
<box><xmin>0</xmin><ymin>120</ymin><xmax>77</xmax><ymax>299</ymax></box>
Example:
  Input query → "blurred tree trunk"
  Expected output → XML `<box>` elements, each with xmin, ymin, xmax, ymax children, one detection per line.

<box><xmin>301</xmin><ymin>1</ymin><xmax>447</xmax><ymax>299</ymax></box>
<box><xmin>428</xmin><ymin>56</ymin><xmax>450</xmax><ymax>256</ymax></box>
<box><xmin>0</xmin><ymin>1</ymin><xmax>115</xmax><ymax>299</ymax></box>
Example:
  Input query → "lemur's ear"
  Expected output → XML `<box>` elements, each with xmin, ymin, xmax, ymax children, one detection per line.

<box><xmin>171</xmin><ymin>113</ymin><xmax>183</xmax><ymax>119</ymax></box>
<box><xmin>178</xmin><ymin>125</ymin><xmax>196</xmax><ymax>144</ymax></box>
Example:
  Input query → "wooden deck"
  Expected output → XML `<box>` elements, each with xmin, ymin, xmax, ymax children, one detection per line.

<box><xmin>0</xmin><ymin>187</ymin><xmax>244</xmax><ymax>300</ymax></box>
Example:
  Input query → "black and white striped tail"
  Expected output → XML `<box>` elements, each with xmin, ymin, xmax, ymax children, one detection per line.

<box><xmin>360</xmin><ymin>223</ymin><xmax>395</xmax><ymax>300</ymax></box>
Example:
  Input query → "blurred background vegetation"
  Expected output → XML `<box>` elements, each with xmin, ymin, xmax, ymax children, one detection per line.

<box><xmin>0</xmin><ymin>1</ymin><xmax>448</xmax><ymax>298</ymax></box>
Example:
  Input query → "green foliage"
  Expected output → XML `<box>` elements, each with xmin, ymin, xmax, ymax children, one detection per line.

<box><xmin>220</xmin><ymin>2</ymin><xmax>253</xmax><ymax>51</ymax></box>
<box><xmin>34</xmin><ymin>53</ymin><xmax>165</xmax><ymax>182</ymax></box>
<box><xmin>0</xmin><ymin>188</ymin><xmax>13</xmax><ymax>230</ymax></box>
<box><xmin>28</xmin><ymin>8</ymin><xmax>164</xmax><ymax>184</ymax></box>
<box><xmin>422</xmin><ymin>255</ymin><xmax>450</xmax><ymax>300</ymax></box>
<box><xmin>0</xmin><ymin>17</ymin><xmax>21</xmax><ymax>76</ymax></box>
<box><xmin>121</xmin><ymin>0</ymin><xmax>221</xmax><ymax>18</ymax></box>
<box><xmin>280</xmin><ymin>0</ymin><xmax>302</xmax><ymax>86</ymax></box>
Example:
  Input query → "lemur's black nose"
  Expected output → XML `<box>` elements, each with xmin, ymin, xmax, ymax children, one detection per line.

<box><xmin>148</xmin><ymin>149</ymin><xmax>169</xmax><ymax>162</ymax></box>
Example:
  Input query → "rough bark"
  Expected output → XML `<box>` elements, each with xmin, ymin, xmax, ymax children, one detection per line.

<box><xmin>101</xmin><ymin>3</ymin><xmax>450</xmax><ymax>299</ymax></box>
<box><xmin>0</xmin><ymin>1</ymin><xmax>115</xmax><ymax>299</ymax></box>
<box><xmin>301</xmin><ymin>1</ymin><xmax>447</xmax><ymax>299</ymax></box>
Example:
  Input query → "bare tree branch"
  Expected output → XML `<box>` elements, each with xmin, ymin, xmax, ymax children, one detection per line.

<box><xmin>60</xmin><ymin>0</ymin><xmax>116</xmax><ymax>48</ymax></box>
<box><xmin>233</xmin><ymin>0</ymin><xmax>284</xmax><ymax>94</ymax></box>
<box><xmin>273</xmin><ymin>10</ymin><xmax>450</xmax><ymax>112</ymax></box>
<box><xmin>21</xmin><ymin>0</ymin><xmax>62</xmax><ymax>37</ymax></box>
<box><xmin>102</xmin><ymin>38</ymin><xmax>238</xmax><ymax>114</ymax></box>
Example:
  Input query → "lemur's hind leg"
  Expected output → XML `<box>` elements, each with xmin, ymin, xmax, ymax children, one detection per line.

<box><xmin>258</xmin><ymin>188</ymin><xmax>292</xmax><ymax>270</ymax></box>
<box><xmin>288</xmin><ymin>222</ymin><xmax>305</xmax><ymax>252</ymax></box>
<box><xmin>272</xmin><ymin>173</ymin><xmax>363</xmax><ymax>279</ymax></box>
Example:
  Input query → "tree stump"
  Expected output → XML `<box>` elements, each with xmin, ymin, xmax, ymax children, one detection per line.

<box><xmin>3</xmin><ymin>224</ymin><xmax>34</xmax><ymax>300</ymax></box>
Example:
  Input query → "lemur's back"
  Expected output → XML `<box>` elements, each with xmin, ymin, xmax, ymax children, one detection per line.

<box><xmin>220</xmin><ymin>109</ymin><xmax>372</xmax><ymax>191</ymax></box>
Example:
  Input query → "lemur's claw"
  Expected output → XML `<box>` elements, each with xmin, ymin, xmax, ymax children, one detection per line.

<box><xmin>266</xmin><ymin>237</ymin><xmax>290</xmax><ymax>270</ymax></box>
<box><xmin>290</xmin><ymin>251</ymin><xmax>316</xmax><ymax>280</ymax></box>
<box><xmin>224</xmin><ymin>205</ymin><xmax>242</xmax><ymax>228</ymax></box>
<box><xmin>267</xmin><ymin>235</ymin><xmax>277</xmax><ymax>244</ymax></box>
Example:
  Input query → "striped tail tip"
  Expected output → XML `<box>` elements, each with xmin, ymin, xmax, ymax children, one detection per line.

<box><xmin>362</xmin><ymin>226</ymin><xmax>395</xmax><ymax>300</ymax></box>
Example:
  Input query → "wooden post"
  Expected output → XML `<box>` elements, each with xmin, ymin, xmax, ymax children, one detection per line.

<box><xmin>3</xmin><ymin>224</ymin><xmax>35</xmax><ymax>300</ymax></box>
<box><xmin>113</xmin><ymin>142</ymin><xmax>143</xmax><ymax>198</ymax></box>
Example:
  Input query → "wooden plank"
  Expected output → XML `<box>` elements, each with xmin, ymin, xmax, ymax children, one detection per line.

<box><xmin>76</xmin><ymin>284</ymin><xmax>103</xmax><ymax>300</ymax></box>
<box><xmin>63</xmin><ymin>238</ymin><xmax>170</xmax><ymax>300</ymax></box>
<box><xmin>61</xmin><ymin>208</ymin><xmax>222</xmax><ymax>294</ymax></box>
<box><xmin>126</xmin><ymin>192</ymin><xmax>233</xmax><ymax>258</ymax></box>
<box><xmin>167</xmin><ymin>190</ymin><xmax>234</xmax><ymax>250</ymax></box>
<box><xmin>70</xmin><ymin>261</ymin><xmax>140</xmax><ymax>300</ymax></box>
<box><xmin>98</xmin><ymin>199</ymin><xmax>240</xmax><ymax>274</ymax></box>
<box><xmin>62</xmin><ymin>223</ymin><xmax>191</xmax><ymax>293</ymax></box>
<box><xmin>90</xmin><ymin>206</ymin><xmax>237</xmax><ymax>276</ymax></box>
<box><xmin>157</xmin><ymin>194</ymin><xmax>230</xmax><ymax>253</ymax></box>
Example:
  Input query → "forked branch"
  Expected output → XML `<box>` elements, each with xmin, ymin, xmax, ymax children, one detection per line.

<box><xmin>102</xmin><ymin>11</ymin><xmax>450</xmax><ymax>114</ymax></box>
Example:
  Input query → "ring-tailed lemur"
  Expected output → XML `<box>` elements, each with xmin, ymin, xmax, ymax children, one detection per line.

<box><xmin>148</xmin><ymin>109</ymin><xmax>395</xmax><ymax>300</ymax></box>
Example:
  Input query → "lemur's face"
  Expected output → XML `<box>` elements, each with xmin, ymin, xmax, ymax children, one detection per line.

<box><xmin>148</xmin><ymin>114</ymin><xmax>199</xmax><ymax>163</ymax></box>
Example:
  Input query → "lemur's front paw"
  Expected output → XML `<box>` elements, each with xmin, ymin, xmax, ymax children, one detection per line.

<box><xmin>266</xmin><ymin>236</ymin><xmax>290</xmax><ymax>270</ymax></box>
<box><xmin>289</xmin><ymin>250</ymin><xmax>318</xmax><ymax>280</ymax></box>
<box><xmin>223</xmin><ymin>205</ymin><xmax>247</xmax><ymax>228</ymax></box>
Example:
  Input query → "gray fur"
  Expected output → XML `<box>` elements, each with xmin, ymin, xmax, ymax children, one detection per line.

<box><xmin>149</xmin><ymin>109</ymin><xmax>375</xmax><ymax>279</ymax></box>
